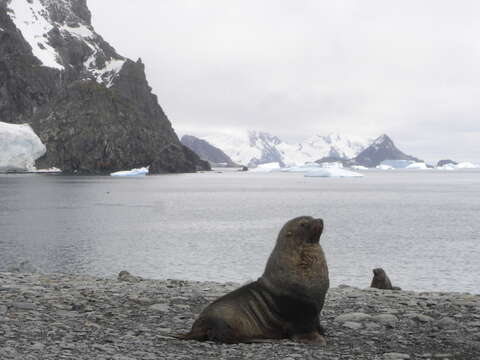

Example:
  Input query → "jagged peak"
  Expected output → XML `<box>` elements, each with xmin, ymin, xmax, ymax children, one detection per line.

<box><xmin>6</xmin><ymin>0</ymin><xmax>125</xmax><ymax>86</ymax></box>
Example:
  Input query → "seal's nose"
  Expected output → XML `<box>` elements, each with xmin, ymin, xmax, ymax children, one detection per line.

<box><xmin>315</xmin><ymin>218</ymin><xmax>324</xmax><ymax>230</ymax></box>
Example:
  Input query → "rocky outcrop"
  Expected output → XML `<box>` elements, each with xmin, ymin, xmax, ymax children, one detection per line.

<box><xmin>352</xmin><ymin>135</ymin><xmax>421</xmax><ymax>168</ymax></box>
<box><xmin>0</xmin><ymin>0</ymin><xmax>208</xmax><ymax>173</ymax></box>
<box><xmin>181</xmin><ymin>135</ymin><xmax>238</xmax><ymax>167</ymax></box>
<box><xmin>437</xmin><ymin>159</ymin><xmax>458</xmax><ymax>167</ymax></box>
<box><xmin>0</xmin><ymin>272</ymin><xmax>479</xmax><ymax>359</ymax></box>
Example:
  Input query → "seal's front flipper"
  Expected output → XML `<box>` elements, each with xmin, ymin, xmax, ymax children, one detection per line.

<box><xmin>291</xmin><ymin>332</ymin><xmax>327</xmax><ymax>345</ymax></box>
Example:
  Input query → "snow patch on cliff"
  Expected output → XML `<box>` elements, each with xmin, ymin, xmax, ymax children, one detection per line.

<box><xmin>0</xmin><ymin>122</ymin><xmax>46</xmax><ymax>172</ymax></box>
<box><xmin>8</xmin><ymin>0</ymin><xmax>64</xmax><ymax>69</ymax></box>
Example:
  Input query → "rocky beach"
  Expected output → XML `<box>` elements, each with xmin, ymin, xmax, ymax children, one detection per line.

<box><xmin>0</xmin><ymin>271</ymin><xmax>479</xmax><ymax>360</ymax></box>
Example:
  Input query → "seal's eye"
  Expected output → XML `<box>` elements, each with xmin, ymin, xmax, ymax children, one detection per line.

<box><xmin>299</xmin><ymin>221</ymin><xmax>309</xmax><ymax>228</ymax></box>
<box><xmin>287</xmin><ymin>231</ymin><xmax>293</xmax><ymax>236</ymax></box>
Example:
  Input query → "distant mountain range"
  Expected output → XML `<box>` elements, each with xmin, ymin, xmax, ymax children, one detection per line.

<box><xmin>182</xmin><ymin>131</ymin><xmax>422</xmax><ymax>168</ymax></box>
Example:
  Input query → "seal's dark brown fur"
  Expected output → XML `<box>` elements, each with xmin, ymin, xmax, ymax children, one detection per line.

<box><xmin>175</xmin><ymin>216</ymin><xmax>329</xmax><ymax>344</ymax></box>
<box><xmin>370</xmin><ymin>268</ymin><xmax>397</xmax><ymax>290</ymax></box>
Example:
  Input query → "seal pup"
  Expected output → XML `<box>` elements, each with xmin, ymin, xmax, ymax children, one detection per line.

<box><xmin>370</xmin><ymin>268</ymin><xmax>400</xmax><ymax>290</ymax></box>
<box><xmin>175</xmin><ymin>216</ymin><xmax>329</xmax><ymax>344</ymax></box>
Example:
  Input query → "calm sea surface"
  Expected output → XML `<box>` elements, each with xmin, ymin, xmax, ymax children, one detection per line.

<box><xmin>0</xmin><ymin>170</ymin><xmax>479</xmax><ymax>293</ymax></box>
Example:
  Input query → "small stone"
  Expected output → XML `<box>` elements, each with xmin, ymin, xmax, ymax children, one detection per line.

<box><xmin>410</xmin><ymin>313</ymin><xmax>434</xmax><ymax>323</ymax></box>
<box><xmin>343</xmin><ymin>321</ymin><xmax>363</xmax><ymax>330</ymax></box>
<box><xmin>384</xmin><ymin>353</ymin><xmax>410</xmax><ymax>360</ymax></box>
<box><xmin>149</xmin><ymin>303</ymin><xmax>169</xmax><ymax>312</ymax></box>
<box><xmin>334</xmin><ymin>312</ymin><xmax>372</xmax><ymax>322</ymax></box>
<box><xmin>12</xmin><ymin>302</ymin><xmax>36</xmax><ymax>310</ymax></box>
<box><xmin>31</xmin><ymin>343</ymin><xmax>45</xmax><ymax>350</ymax></box>
<box><xmin>118</xmin><ymin>270</ymin><xmax>143</xmax><ymax>282</ymax></box>
<box><xmin>373</xmin><ymin>314</ymin><xmax>398</xmax><ymax>327</ymax></box>
<box><xmin>433</xmin><ymin>354</ymin><xmax>453</xmax><ymax>359</ymax></box>
<box><xmin>365</xmin><ymin>322</ymin><xmax>381</xmax><ymax>330</ymax></box>
<box><xmin>437</xmin><ymin>317</ymin><xmax>457</xmax><ymax>329</ymax></box>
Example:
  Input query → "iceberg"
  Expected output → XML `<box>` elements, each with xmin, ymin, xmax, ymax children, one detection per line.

<box><xmin>406</xmin><ymin>162</ymin><xmax>429</xmax><ymax>169</ymax></box>
<box><xmin>436</xmin><ymin>162</ymin><xmax>479</xmax><ymax>170</ymax></box>
<box><xmin>320</xmin><ymin>161</ymin><xmax>344</xmax><ymax>168</ymax></box>
<box><xmin>304</xmin><ymin>168</ymin><xmax>363</xmax><ymax>178</ymax></box>
<box><xmin>351</xmin><ymin>165</ymin><xmax>368</xmax><ymax>170</ymax></box>
<box><xmin>110</xmin><ymin>167</ymin><xmax>149</xmax><ymax>177</ymax></box>
<box><xmin>380</xmin><ymin>160</ymin><xmax>415</xmax><ymax>169</ymax></box>
<box><xmin>0</xmin><ymin>122</ymin><xmax>46</xmax><ymax>172</ymax></box>
<box><xmin>376</xmin><ymin>164</ymin><xmax>394</xmax><ymax>170</ymax></box>
<box><xmin>250</xmin><ymin>162</ymin><xmax>281</xmax><ymax>172</ymax></box>
<box><xmin>281</xmin><ymin>163</ymin><xmax>322</xmax><ymax>173</ymax></box>
<box><xmin>456</xmin><ymin>162</ymin><xmax>479</xmax><ymax>169</ymax></box>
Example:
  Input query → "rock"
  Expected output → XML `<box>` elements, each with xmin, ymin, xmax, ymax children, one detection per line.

<box><xmin>11</xmin><ymin>302</ymin><xmax>36</xmax><ymax>310</ymax></box>
<box><xmin>364</xmin><ymin>322</ymin><xmax>382</xmax><ymax>330</ymax></box>
<box><xmin>118</xmin><ymin>270</ymin><xmax>143</xmax><ymax>283</ymax></box>
<box><xmin>343</xmin><ymin>321</ymin><xmax>363</xmax><ymax>330</ymax></box>
<box><xmin>335</xmin><ymin>312</ymin><xmax>372</xmax><ymax>322</ymax></box>
<box><xmin>384</xmin><ymin>353</ymin><xmax>410</xmax><ymax>360</ymax></box>
<box><xmin>432</xmin><ymin>354</ymin><xmax>453</xmax><ymax>359</ymax></box>
<box><xmin>149</xmin><ymin>303</ymin><xmax>169</xmax><ymax>312</ymax></box>
<box><xmin>437</xmin><ymin>317</ymin><xmax>457</xmax><ymax>329</ymax></box>
<box><xmin>373</xmin><ymin>314</ymin><xmax>399</xmax><ymax>327</ymax></box>
<box><xmin>408</xmin><ymin>313</ymin><xmax>434</xmax><ymax>323</ymax></box>
<box><xmin>0</xmin><ymin>305</ymin><xmax>7</xmax><ymax>314</ymax></box>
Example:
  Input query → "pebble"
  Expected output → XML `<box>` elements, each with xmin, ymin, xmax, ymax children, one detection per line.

<box><xmin>437</xmin><ymin>317</ymin><xmax>457</xmax><ymax>329</ymax></box>
<box><xmin>343</xmin><ymin>321</ymin><xmax>363</xmax><ymax>330</ymax></box>
<box><xmin>334</xmin><ymin>312</ymin><xmax>372</xmax><ymax>322</ymax></box>
<box><xmin>384</xmin><ymin>353</ymin><xmax>410</xmax><ymax>360</ymax></box>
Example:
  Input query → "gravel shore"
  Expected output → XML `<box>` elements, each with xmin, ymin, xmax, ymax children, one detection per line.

<box><xmin>0</xmin><ymin>271</ymin><xmax>479</xmax><ymax>359</ymax></box>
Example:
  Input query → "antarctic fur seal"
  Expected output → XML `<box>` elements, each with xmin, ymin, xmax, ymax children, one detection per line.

<box><xmin>175</xmin><ymin>216</ymin><xmax>329</xmax><ymax>344</ymax></box>
<box><xmin>370</xmin><ymin>268</ymin><xmax>400</xmax><ymax>290</ymax></box>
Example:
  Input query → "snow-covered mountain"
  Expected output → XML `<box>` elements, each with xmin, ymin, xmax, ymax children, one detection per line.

<box><xmin>1</xmin><ymin>0</ymin><xmax>208</xmax><ymax>173</ymax></box>
<box><xmin>199</xmin><ymin>131</ymin><xmax>371</xmax><ymax>167</ymax></box>
<box><xmin>6</xmin><ymin>0</ymin><xmax>125</xmax><ymax>86</ymax></box>
<box><xmin>352</xmin><ymin>134</ymin><xmax>421</xmax><ymax>167</ymax></box>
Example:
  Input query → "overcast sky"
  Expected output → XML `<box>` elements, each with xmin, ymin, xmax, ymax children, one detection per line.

<box><xmin>89</xmin><ymin>0</ymin><xmax>480</xmax><ymax>163</ymax></box>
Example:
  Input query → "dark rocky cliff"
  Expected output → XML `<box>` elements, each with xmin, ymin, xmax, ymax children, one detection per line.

<box><xmin>0</xmin><ymin>0</ymin><xmax>209</xmax><ymax>173</ymax></box>
<box><xmin>181</xmin><ymin>135</ymin><xmax>238</xmax><ymax>167</ymax></box>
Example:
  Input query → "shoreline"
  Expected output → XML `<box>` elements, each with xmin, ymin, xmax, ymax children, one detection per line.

<box><xmin>0</xmin><ymin>271</ymin><xmax>479</xmax><ymax>359</ymax></box>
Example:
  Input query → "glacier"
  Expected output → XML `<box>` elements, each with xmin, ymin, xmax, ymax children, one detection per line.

<box><xmin>0</xmin><ymin>122</ymin><xmax>46</xmax><ymax>172</ymax></box>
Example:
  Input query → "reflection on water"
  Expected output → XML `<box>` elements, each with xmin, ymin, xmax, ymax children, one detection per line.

<box><xmin>0</xmin><ymin>170</ymin><xmax>479</xmax><ymax>293</ymax></box>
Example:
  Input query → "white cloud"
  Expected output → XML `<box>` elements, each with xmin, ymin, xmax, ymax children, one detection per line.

<box><xmin>89</xmin><ymin>0</ymin><xmax>480</xmax><ymax>163</ymax></box>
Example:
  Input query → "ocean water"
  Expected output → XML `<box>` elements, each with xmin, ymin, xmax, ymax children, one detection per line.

<box><xmin>0</xmin><ymin>170</ymin><xmax>479</xmax><ymax>294</ymax></box>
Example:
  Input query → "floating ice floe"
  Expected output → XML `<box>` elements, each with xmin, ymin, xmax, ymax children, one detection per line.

<box><xmin>436</xmin><ymin>162</ymin><xmax>479</xmax><ymax>170</ymax></box>
<box><xmin>380</xmin><ymin>160</ymin><xmax>415</xmax><ymax>169</ymax></box>
<box><xmin>33</xmin><ymin>167</ymin><xmax>62</xmax><ymax>173</ymax></box>
<box><xmin>0</xmin><ymin>122</ymin><xmax>46</xmax><ymax>172</ymax></box>
<box><xmin>304</xmin><ymin>168</ymin><xmax>363</xmax><ymax>178</ymax></box>
<box><xmin>281</xmin><ymin>163</ymin><xmax>322</xmax><ymax>173</ymax></box>
<box><xmin>250</xmin><ymin>162</ymin><xmax>281</xmax><ymax>172</ymax></box>
<box><xmin>110</xmin><ymin>167</ymin><xmax>149</xmax><ymax>177</ymax></box>
<box><xmin>456</xmin><ymin>162</ymin><xmax>479</xmax><ymax>169</ymax></box>
<box><xmin>406</xmin><ymin>162</ymin><xmax>429</xmax><ymax>169</ymax></box>
<box><xmin>376</xmin><ymin>164</ymin><xmax>394</xmax><ymax>170</ymax></box>
<box><xmin>351</xmin><ymin>165</ymin><xmax>368</xmax><ymax>170</ymax></box>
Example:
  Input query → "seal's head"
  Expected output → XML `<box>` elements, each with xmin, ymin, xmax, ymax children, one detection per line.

<box><xmin>373</xmin><ymin>268</ymin><xmax>385</xmax><ymax>276</ymax></box>
<box><xmin>277</xmin><ymin>216</ymin><xmax>324</xmax><ymax>246</ymax></box>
